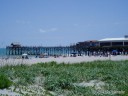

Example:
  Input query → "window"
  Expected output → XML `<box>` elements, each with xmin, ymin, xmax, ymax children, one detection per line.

<box><xmin>124</xmin><ymin>42</ymin><xmax>128</xmax><ymax>46</ymax></box>
<box><xmin>112</xmin><ymin>42</ymin><xmax>123</xmax><ymax>46</ymax></box>
<box><xmin>100</xmin><ymin>42</ymin><xmax>111</xmax><ymax>46</ymax></box>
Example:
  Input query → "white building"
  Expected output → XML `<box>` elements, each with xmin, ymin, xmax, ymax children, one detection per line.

<box><xmin>99</xmin><ymin>36</ymin><xmax>128</xmax><ymax>47</ymax></box>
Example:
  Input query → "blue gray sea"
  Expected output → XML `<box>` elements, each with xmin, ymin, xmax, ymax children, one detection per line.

<box><xmin>0</xmin><ymin>48</ymin><xmax>6</xmax><ymax>56</ymax></box>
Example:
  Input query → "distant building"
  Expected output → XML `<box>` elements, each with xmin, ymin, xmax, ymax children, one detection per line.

<box><xmin>76</xmin><ymin>40</ymin><xmax>99</xmax><ymax>51</ymax></box>
<box><xmin>76</xmin><ymin>35</ymin><xmax>128</xmax><ymax>47</ymax></box>
<box><xmin>76</xmin><ymin>35</ymin><xmax>128</xmax><ymax>53</ymax></box>
<box><xmin>11</xmin><ymin>42</ymin><xmax>21</xmax><ymax>47</ymax></box>
<box><xmin>99</xmin><ymin>36</ymin><xmax>128</xmax><ymax>47</ymax></box>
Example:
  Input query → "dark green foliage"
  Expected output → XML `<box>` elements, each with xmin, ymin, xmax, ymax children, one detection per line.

<box><xmin>44</xmin><ymin>75</ymin><xmax>73</xmax><ymax>91</ymax></box>
<box><xmin>0</xmin><ymin>74</ymin><xmax>13</xmax><ymax>89</ymax></box>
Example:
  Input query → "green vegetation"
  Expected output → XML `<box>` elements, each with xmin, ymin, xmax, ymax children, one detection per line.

<box><xmin>0</xmin><ymin>74</ymin><xmax>13</xmax><ymax>89</ymax></box>
<box><xmin>0</xmin><ymin>60</ymin><xmax>128</xmax><ymax>95</ymax></box>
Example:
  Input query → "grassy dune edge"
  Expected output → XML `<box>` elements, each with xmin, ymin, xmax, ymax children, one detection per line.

<box><xmin>0</xmin><ymin>60</ymin><xmax>128</xmax><ymax>96</ymax></box>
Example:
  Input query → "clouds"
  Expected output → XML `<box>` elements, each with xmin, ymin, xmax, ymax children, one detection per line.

<box><xmin>73</xmin><ymin>23</ymin><xmax>79</xmax><ymax>27</ymax></box>
<box><xmin>16</xmin><ymin>20</ymin><xmax>30</xmax><ymax>24</ymax></box>
<box><xmin>39</xmin><ymin>28</ymin><xmax>58</xmax><ymax>33</ymax></box>
<box><xmin>39</xmin><ymin>29</ymin><xmax>46</xmax><ymax>33</ymax></box>
<box><xmin>50</xmin><ymin>28</ymin><xmax>58</xmax><ymax>31</ymax></box>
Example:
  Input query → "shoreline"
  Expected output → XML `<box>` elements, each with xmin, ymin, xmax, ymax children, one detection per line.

<box><xmin>0</xmin><ymin>55</ymin><xmax>128</xmax><ymax>67</ymax></box>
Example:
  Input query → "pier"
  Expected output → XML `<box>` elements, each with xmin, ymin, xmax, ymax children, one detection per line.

<box><xmin>6</xmin><ymin>36</ymin><xmax>128</xmax><ymax>56</ymax></box>
<box><xmin>6</xmin><ymin>43</ymin><xmax>78</xmax><ymax>56</ymax></box>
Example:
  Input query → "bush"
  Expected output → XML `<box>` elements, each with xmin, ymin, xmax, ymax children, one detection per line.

<box><xmin>0</xmin><ymin>74</ymin><xmax>13</xmax><ymax>89</ymax></box>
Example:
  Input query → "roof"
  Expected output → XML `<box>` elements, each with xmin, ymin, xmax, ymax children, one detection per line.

<box><xmin>99</xmin><ymin>37</ymin><xmax>128</xmax><ymax>42</ymax></box>
<box><xmin>78</xmin><ymin>40</ymin><xmax>98</xmax><ymax>44</ymax></box>
<box><xmin>11</xmin><ymin>42</ymin><xmax>21</xmax><ymax>45</ymax></box>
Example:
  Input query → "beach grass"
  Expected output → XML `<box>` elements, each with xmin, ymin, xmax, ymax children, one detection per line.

<box><xmin>0</xmin><ymin>60</ymin><xmax>128</xmax><ymax>95</ymax></box>
<box><xmin>0</xmin><ymin>74</ymin><xmax>13</xmax><ymax>89</ymax></box>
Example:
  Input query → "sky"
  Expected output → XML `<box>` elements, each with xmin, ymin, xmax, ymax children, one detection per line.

<box><xmin>0</xmin><ymin>0</ymin><xmax>128</xmax><ymax>47</ymax></box>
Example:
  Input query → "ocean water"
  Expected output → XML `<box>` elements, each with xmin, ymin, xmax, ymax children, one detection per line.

<box><xmin>0</xmin><ymin>48</ymin><xmax>6</xmax><ymax>56</ymax></box>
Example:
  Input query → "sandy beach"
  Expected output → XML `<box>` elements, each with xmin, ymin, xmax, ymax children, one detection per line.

<box><xmin>0</xmin><ymin>55</ymin><xmax>128</xmax><ymax>67</ymax></box>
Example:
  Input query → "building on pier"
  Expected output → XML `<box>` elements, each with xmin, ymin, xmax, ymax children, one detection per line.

<box><xmin>76</xmin><ymin>35</ymin><xmax>128</xmax><ymax>55</ymax></box>
<box><xmin>99</xmin><ymin>37</ymin><xmax>128</xmax><ymax>47</ymax></box>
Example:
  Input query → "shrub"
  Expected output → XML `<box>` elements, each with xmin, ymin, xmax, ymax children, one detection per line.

<box><xmin>0</xmin><ymin>74</ymin><xmax>13</xmax><ymax>89</ymax></box>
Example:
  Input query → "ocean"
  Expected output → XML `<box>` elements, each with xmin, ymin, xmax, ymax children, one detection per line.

<box><xmin>0</xmin><ymin>48</ymin><xmax>6</xmax><ymax>56</ymax></box>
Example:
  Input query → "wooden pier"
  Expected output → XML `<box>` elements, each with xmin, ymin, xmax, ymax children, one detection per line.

<box><xmin>6</xmin><ymin>37</ymin><xmax>128</xmax><ymax>56</ymax></box>
<box><xmin>6</xmin><ymin>43</ymin><xmax>78</xmax><ymax>56</ymax></box>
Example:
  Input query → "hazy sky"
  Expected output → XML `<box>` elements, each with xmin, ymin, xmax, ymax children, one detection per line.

<box><xmin>0</xmin><ymin>0</ymin><xmax>128</xmax><ymax>47</ymax></box>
